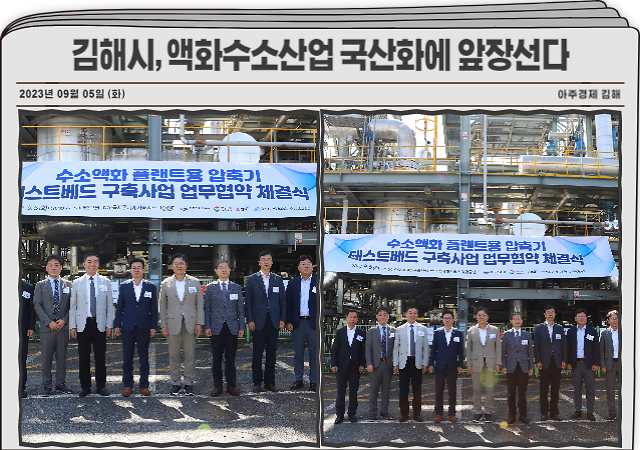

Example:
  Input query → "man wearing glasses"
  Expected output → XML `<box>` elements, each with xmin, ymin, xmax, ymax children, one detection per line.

<box><xmin>245</xmin><ymin>251</ymin><xmax>286</xmax><ymax>393</ymax></box>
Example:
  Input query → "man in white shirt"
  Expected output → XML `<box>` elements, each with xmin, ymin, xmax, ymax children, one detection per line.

<box><xmin>600</xmin><ymin>310</ymin><xmax>619</xmax><ymax>421</ymax></box>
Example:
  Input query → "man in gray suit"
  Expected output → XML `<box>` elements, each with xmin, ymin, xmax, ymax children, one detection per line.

<box><xmin>365</xmin><ymin>306</ymin><xmax>396</xmax><ymax>421</ymax></box>
<box><xmin>600</xmin><ymin>310</ymin><xmax>619</xmax><ymax>421</ymax></box>
<box><xmin>501</xmin><ymin>312</ymin><xmax>534</xmax><ymax>424</ymax></box>
<box><xmin>204</xmin><ymin>259</ymin><xmax>245</xmax><ymax>397</ymax></box>
<box><xmin>33</xmin><ymin>254</ymin><xmax>74</xmax><ymax>396</ymax></box>
<box><xmin>160</xmin><ymin>253</ymin><xmax>205</xmax><ymax>396</ymax></box>
<box><xmin>70</xmin><ymin>253</ymin><xmax>114</xmax><ymax>397</ymax></box>
<box><xmin>467</xmin><ymin>307</ymin><xmax>501</xmax><ymax>423</ymax></box>
<box><xmin>393</xmin><ymin>306</ymin><xmax>429</xmax><ymax>423</ymax></box>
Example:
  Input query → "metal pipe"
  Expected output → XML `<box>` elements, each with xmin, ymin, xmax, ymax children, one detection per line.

<box><xmin>492</xmin><ymin>218</ymin><xmax>603</xmax><ymax>226</ymax></box>
<box><xmin>482</xmin><ymin>115</ymin><xmax>488</xmax><ymax>222</ymax></box>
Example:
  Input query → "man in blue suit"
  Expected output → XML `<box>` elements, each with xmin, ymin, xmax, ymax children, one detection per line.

<box><xmin>114</xmin><ymin>258</ymin><xmax>158</xmax><ymax>397</ymax></box>
<box><xmin>331</xmin><ymin>310</ymin><xmax>366</xmax><ymax>424</ymax></box>
<box><xmin>566</xmin><ymin>308</ymin><xmax>600</xmax><ymax>421</ymax></box>
<box><xmin>534</xmin><ymin>305</ymin><xmax>567</xmax><ymax>421</ymax></box>
<box><xmin>428</xmin><ymin>310</ymin><xmax>464</xmax><ymax>423</ymax></box>
<box><xmin>245</xmin><ymin>250</ymin><xmax>286</xmax><ymax>393</ymax></box>
<box><xmin>204</xmin><ymin>259</ymin><xmax>245</xmax><ymax>397</ymax></box>
<box><xmin>286</xmin><ymin>255</ymin><xmax>317</xmax><ymax>392</ymax></box>
<box><xmin>20</xmin><ymin>269</ymin><xmax>36</xmax><ymax>398</ymax></box>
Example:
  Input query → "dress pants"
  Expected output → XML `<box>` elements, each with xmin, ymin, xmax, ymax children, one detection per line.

<box><xmin>368</xmin><ymin>360</ymin><xmax>392</xmax><ymax>415</ymax></box>
<box><xmin>399</xmin><ymin>357</ymin><xmax>422</xmax><ymax>418</ymax></box>
<box><xmin>539</xmin><ymin>358</ymin><xmax>562</xmax><ymax>415</ymax></box>
<box><xmin>21</xmin><ymin>329</ymin><xmax>29</xmax><ymax>391</ymax></box>
<box><xmin>252</xmin><ymin>312</ymin><xmax>279</xmax><ymax>387</ymax></box>
<box><xmin>506</xmin><ymin>363</ymin><xmax>529</xmax><ymax>418</ymax></box>
<box><xmin>78</xmin><ymin>318</ymin><xmax>107</xmax><ymax>390</ymax></box>
<box><xmin>472</xmin><ymin>361</ymin><xmax>496</xmax><ymax>414</ymax></box>
<box><xmin>605</xmin><ymin>359</ymin><xmax>619</xmax><ymax>413</ymax></box>
<box><xmin>292</xmin><ymin>317</ymin><xmax>317</xmax><ymax>384</ymax></box>
<box><xmin>122</xmin><ymin>324</ymin><xmax>151</xmax><ymax>388</ymax></box>
<box><xmin>571</xmin><ymin>360</ymin><xmax>596</xmax><ymax>413</ymax></box>
<box><xmin>210</xmin><ymin>322</ymin><xmax>238</xmax><ymax>388</ymax></box>
<box><xmin>40</xmin><ymin>328</ymin><xmax>69</xmax><ymax>389</ymax></box>
<box><xmin>167</xmin><ymin>318</ymin><xmax>197</xmax><ymax>385</ymax></box>
<box><xmin>336</xmin><ymin>362</ymin><xmax>360</xmax><ymax>417</ymax></box>
<box><xmin>434</xmin><ymin>364</ymin><xmax>458</xmax><ymax>416</ymax></box>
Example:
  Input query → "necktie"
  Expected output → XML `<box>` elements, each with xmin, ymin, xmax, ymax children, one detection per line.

<box><xmin>222</xmin><ymin>282</ymin><xmax>228</xmax><ymax>302</ymax></box>
<box><xmin>53</xmin><ymin>279</ymin><xmax>60</xmax><ymax>321</ymax></box>
<box><xmin>89</xmin><ymin>277</ymin><xmax>96</xmax><ymax>317</ymax></box>
<box><xmin>381</xmin><ymin>326</ymin><xmax>387</xmax><ymax>359</ymax></box>
<box><xmin>409</xmin><ymin>324</ymin><xmax>415</xmax><ymax>356</ymax></box>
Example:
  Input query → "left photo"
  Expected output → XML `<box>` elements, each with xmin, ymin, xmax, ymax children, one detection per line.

<box><xmin>19</xmin><ymin>111</ymin><xmax>320</xmax><ymax>444</ymax></box>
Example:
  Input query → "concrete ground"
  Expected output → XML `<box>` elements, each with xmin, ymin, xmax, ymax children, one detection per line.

<box><xmin>21</xmin><ymin>339</ymin><xmax>318</xmax><ymax>444</ymax></box>
<box><xmin>322</xmin><ymin>372</ymin><xmax>619</xmax><ymax>445</ymax></box>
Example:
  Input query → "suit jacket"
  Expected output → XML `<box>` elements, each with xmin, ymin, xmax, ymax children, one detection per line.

<box><xmin>159</xmin><ymin>274</ymin><xmax>205</xmax><ymax>335</ymax></box>
<box><xmin>244</xmin><ymin>271</ymin><xmax>286</xmax><ymax>330</ymax></box>
<box><xmin>599</xmin><ymin>327</ymin><xmax>618</xmax><ymax>371</ymax></box>
<box><xmin>502</xmin><ymin>329</ymin><xmax>534</xmax><ymax>373</ymax></box>
<box><xmin>21</xmin><ymin>280</ymin><xmax>36</xmax><ymax>332</ymax></box>
<box><xmin>331</xmin><ymin>325</ymin><xmax>366</xmax><ymax>372</ymax></box>
<box><xmin>285</xmin><ymin>275</ymin><xmax>317</xmax><ymax>331</ymax></box>
<box><xmin>393</xmin><ymin>322</ymin><xmax>429</xmax><ymax>370</ymax></box>
<box><xmin>428</xmin><ymin>327</ymin><xmax>464</xmax><ymax>369</ymax></box>
<box><xmin>466</xmin><ymin>324</ymin><xmax>502</xmax><ymax>369</ymax></box>
<box><xmin>33</xmin><ymin>277</ymin><xmax>72</xmax><ymax>333</ymax></box>
<box><xmin>70</xmin><ymin>274</ymin><xmax>114</xmax><ymax>332</ymax></box>
<box><xmin>533</xmin><ymin>322</ymin><xmax>567</xmax><ymax>369</ymax></box>
<box><xmin>365</xmin><ymin>324</ymin><xmax>396</xmax><ymax>369</ymax></box>
<box><xmin>204</xmin><ymin>280</ymin><xmax>245</xmax><ymax>336</ymax></box>
<box><xmin>114</xmin><ymin>279</ymin><xmax>158</xmax><ymax>333</ymax></box>
<box><xmin>567</xmin><ymin>325</ymin><xmax>601</xmax><ymax>368</ymax></box>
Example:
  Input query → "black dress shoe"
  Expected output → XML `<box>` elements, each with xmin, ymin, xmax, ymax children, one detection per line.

<box><xmin>508</xmin><ymin>416</ymin><xmax>516</xmax><ymax>424</ymax></box>
<box><xmin>97</xmin><ymin>388</ymin><xmax>110</xmax><ymax>396</ymax></box>
<box><xmin>335</xmin><ymin>415</ymin><xmax>344</xmax><ymax>424</ymax></box>
<box><xmin>607</xmin><ymin>413</ymin><xmax>617</xmax><ymax>421</ymax></box>
<box><xmin>56</xmin><ymin>384</ymin><xmax>73</xmax><ymax>394</ymax></box>
<box><xmin>349</xmin><ymin>415</ymin><xmax>358</xmax><ymax>423</ymax></box>
<box><xmin>570</xmin><ymin>411</ymin><xmax>583</xmax><ymax>420</ymax></box>
<box><xmin>550</xmin><ymin>413</ymin><xmax>562</xmax><ymax>421</ymax></box>
<box><xmin>264</xmin><ymin>384</ymin><xmax>278</xmax><ymax>392</ymax></box>
<box><xmin>290</xmin><ymin>381</ymin><xmax>304</xmax><ymax>390</ymax></box>
<box><xmin>586</xmin><ymin>413</ymin><xmax>596</xmax><ymax>421</ymax></box>
<box><xmin>22</xmin><ymin>390</ymin><xmax>28</xmax><ymax>399</ymax></box>
<box><xmin>519</xmin><ymin>416</ymin><xmax>531</xmax><ymax>424</ymax></box>
<box><xmin>42</xmin><ymin>387</ymin><xmax>52</xmax><ymax>397</ymax></box>
<box><xmin>78</xmin><ymin>388</ymin><xmax>91</xmax><ymax>397</ymax></box>
<box><xmin>184</xmin><ymin>385</ymin><xmax>195</xmax><ymax>396</ymax></box>
<box><xmin>472</xmin><ymin>414</ymin><xmax>484</xmax><ymax>423</ymax></box>
<box><xmin>368</xmin><ymin>414</ymin><xmax>377</xmax><ymax>421</ymax></box>
<box><xmin>413</xmin><ymin>415</ymin><xmax>424</xmax><ymax>422</ymax></box>
<box><xmin>171</xmin><ymin>385</ymin><xmax>182</xmax><ymax>396</ymax></box>
<box><xmin>211</xmin><ymin>387</ymin><xmax>222</xmax><ymax>397</ymax></box>
<box><xmin>484</xmin><ymin>414</ymin><xmax>493</xmax><ymax>423</ymax></box>
<box><xmin>252</xmin><ymin>385</ymin><xmax>262</xmax><ymax>393</ymax></box>
<box><xmin>399</xmin><ymin>416</ymin><xmax>409</xmax><ymax>423</ymax></box>
<box><xmin>226</xmin><ymin>386</ymin><xmax>241</xmax><ymax>396</ymax></box>
<box><xmin>540</xmin><ymin>414</ymin><xmax>549</xmax><ymax>421</ymax></box>
<box><xmin>310</xmin><ymin>383</ymin><xmax>317</xmax><ymax>392</ymax></box>
<box><xmin>380</xmin><ymin>412</ymin><xmax>394</xmax><ymax>420</ymax></box>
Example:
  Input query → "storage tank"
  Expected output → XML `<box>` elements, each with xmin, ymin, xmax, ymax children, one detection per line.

<box><xmin>373</xmin><ymin>201</ymin><xmax>431</xmax><ymax>234</ymax></box>
<box><xmin>37</xmin><ymin>116</ymin><xmax>112</xmax><ymax>161</ymax></box>
<box><xmin>218</xmin><ymin>132</ymin><xmax>261</xmax><ymax>163</ymax></box>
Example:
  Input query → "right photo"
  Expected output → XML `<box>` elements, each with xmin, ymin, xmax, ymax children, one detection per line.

<box><xmin>321</xmin><ymin>113</ymin><xmax>620</xmax><ymax>445</ymax></box>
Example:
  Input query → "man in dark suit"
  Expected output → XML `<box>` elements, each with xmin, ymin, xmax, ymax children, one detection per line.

<box><xmin>285</xmin><ymin>255</ymin><xmax>317</xmax><ymax>392</ymax></box>
<box><xmin>502</xmin><ymin>312</ymin><xmax>534</xmax><ymax>424</ymax></box>
<box><xmin>114</xmin><ymin>258</ymin><xmax>158</xmax><ymax>397</ymax></box>
<box><xmin>331</xmin><ymin>310</ymin><xmax>366</xmax><ymax>424</ymax></box>
<box><xmin>20</xmin><ymin>270</ymin><xmax>36</xmax><ymax>398</ymax></box>
<box><xmin>365</xmin><ymin>306</ymin><xmax>395</xmax><ymax>421</ymax></box>
<box><xmin>245</xmin><ymin>250</ymin><xmax>286</xmax><ymax>393</ymax></box>
<box><xmin>566</xmin><ymin>308</ymin><xmax>600</xmax><ymax>421</ymax></box>
<box><xmin>600</xmin><ymin>310</ymin><xmax>619</xmax><ymax>421</ymax></box>
<box><xmin>33</xmin><ymin>254</ymin><xmax>74</xmax><ymax>396</ymax></box>
<box><xmin>534</xmin><ymin>305</ymin><xmax>567</xmax><ymax>421</ymax></box>
<box><xmin>204</xmin><ymin>259</ymin><xmax>245</xmax><ymax>397</ymax></box>
<box><xmin>428</xmin><ymin>310</ymin><xmax>464</xmax><ymax>423</ymax></box>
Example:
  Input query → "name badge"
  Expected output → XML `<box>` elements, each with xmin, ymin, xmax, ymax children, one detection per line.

<box><xmin>188</xmin><ymin>286</ymin><xmax>197</xmax><ymax>293</ymax></box>
<box><xmin>356</xmin><ymin>335</ymin><xmax>363</xmax><ymax>341</ymax></box>
<box><xmin>312</xmin><ymin>286</ymin><xmax>316</xmax><ymax>293</ymax></box>
<box><xmin>273</xmin><ymin>287</ymin><xmax>280</xmax><ymax>293</ymax></box>
<box><xmin>555</xmin><ymin>333</ymin><xmax>561</xmax><ymax>340</ymax></box>
<box><xmin>453</xmin><ymin>336</ymin><xmax>460</xmax><ymax>342</ymax></box>
<box><xmin>22</xmin><ymin>291</ymin><xmax>31</xmax><ymax>299</ymax></box>
<box><xmin>389</xmin><ymin>333</ymin><xmax>395</xmax><ymax>338</ymax></box>
<box><xmin>100</xmin><ymin>285</ymin><xmax>108</xmax><ymax>292</ymax></box>
<box><xmin>521</xmin><ymin>340</ymin><xmax>528</xmax><ymax>345</ymax></box>
<box><xmin>587</xmin><ymin>334</ymin><xmax>594</xmax><ymax>341</ymax></box>
<box><xmin>63</xmin><ymin>287</ymin><xmax>70</xmax><ymax>294</ymax></box>
<box><xmin>144</xmin><ymin>291</ymin><xmax>152</xmax><ymax>298</ymax></box>
<box><xmin>418</xmin><ymin>331</ymin><xmax>425</xmax><ymax>337</ymax></box>
<box><xmin>489</xmin><ymin>334</ymin><xmax>496</xmax><ymax>339</ymax></box>
<box><xmin>230</xmin><ymin>294</ymin><xmax>238</xmax><ymax>300</ymax></box>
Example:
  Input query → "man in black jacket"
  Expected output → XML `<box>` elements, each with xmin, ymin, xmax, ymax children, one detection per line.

<box><xmin>20</xmin><ymin>270</ymin><xmax>36</xmax><ymax>398</ymax></box>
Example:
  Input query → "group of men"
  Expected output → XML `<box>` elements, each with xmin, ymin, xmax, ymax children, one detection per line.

<box><xmin>20</xmin><ymin>251</ymin><xmax>318</xmax><ymax>398</ymax></box>
<box><xmin>331</xmin><ymin>305</ymin><xmax>620</xmax><ymax>424</ymax></box>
